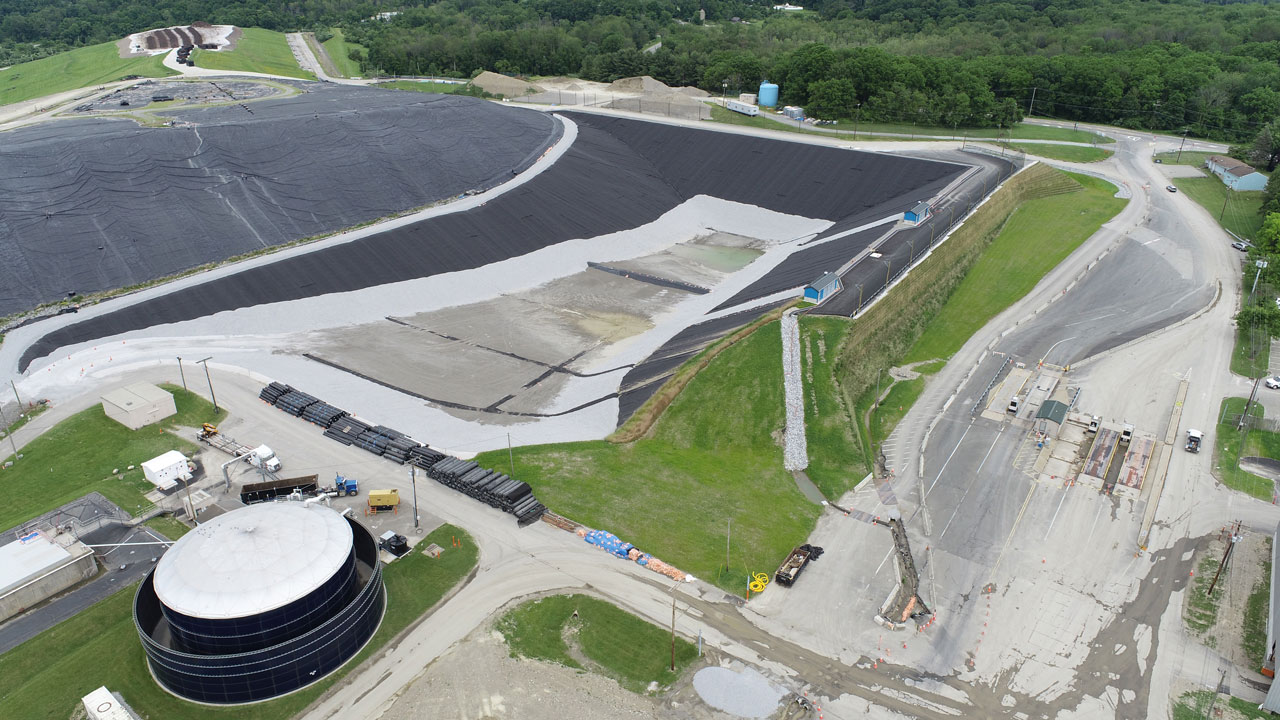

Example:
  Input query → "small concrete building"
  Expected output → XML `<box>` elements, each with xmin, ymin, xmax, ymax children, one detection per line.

<box><xmin>803</xmin><ymin>273</ymin><xmax>842</xmax><ymax>303</ymax></box>
<box><xmin>0</xmin><ymin>531</ymin><xmax>96</xmax><ymax>622</ymax></box>
<box><xmin>1205</xmin><ymin>155</ymin><xmax>1268</xmax><ymax>192</ymax></box>
<box><xmin>82</xmin><ymin>686</ymin><xmax>142</xmax><ymax>720</ymax></box>
<box><xmin>905</xmin><ymin>201</ymin><xmax>932</xmax><ymax>225</ymax></box>
<box><xmin>101</xmin><ymin>382</ymin><xmax>176</xmax><ymax>430</ymax></box>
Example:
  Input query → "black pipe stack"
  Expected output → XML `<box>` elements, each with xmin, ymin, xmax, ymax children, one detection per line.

<box><xmin>257</xmin><ymin>381</ymin><xmax>546</xmax><ymax>526</ymax></box>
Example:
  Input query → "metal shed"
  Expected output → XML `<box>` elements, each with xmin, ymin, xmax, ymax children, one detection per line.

<box><xmin>905</xmin><ymin>201</ymin><xmax>932</xmax><ymax>225</ymax></box>
<box><xmin>803</xmin><ymin>272</ymin><xmax>842</xmax><ymax>303</ymax></box>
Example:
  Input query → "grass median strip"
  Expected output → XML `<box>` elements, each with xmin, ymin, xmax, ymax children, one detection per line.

<box><xmin>1213</xmin><ymin>396</ymin><xmax>1274</xmax><ymax>501</ymax></box>
<box><xmin>497</xmin><ymin>594</ymin><xmax>697</xmax><ymax>693</ymax></box>
<box><xmin>479</xmin><ymin>321</ymin><xmax>821</xmax><ymax>596</ymax></box>
<box><xmin>1003</xmin><ymin>143</ymin><xmax>1113</xmax><ymax>163</ymax></box>
<box><xmin>0</xmin><ymin>524</ymin><xmax>477</xmax><ymax>720</ymax></box>
<box><xmin>0</xmin><ymin>384</ymin><xmax>226</xmax><ymax>530</ymax></box>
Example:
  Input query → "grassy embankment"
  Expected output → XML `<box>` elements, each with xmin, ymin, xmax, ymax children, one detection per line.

<box><xmin>143</xmin><ymin>514</ymin><xmax>192</xmax><ymax>540</ymax></box>
<box><xmin>478</xmin><ymin>313</ymin><xmax>821</xmax><ymax>596</ymax></box>
<box><xmin>193</xmin><ymin>28</ymin><xmax>315</xmax><ymax>80</ymax></box>
<box><xmin>0</xmin><ymin>524</ymin><xmax>477</xmax><ymax>720</ymax></box>
<box><xmin>377</xmin><ymin>80</ymin><xmax>477</xmax><ymax>95</ymax></box>
<box><xmin>0</xmin><ymin>384</ymin><xmax>226</xmax><ymax>531</ymax></box>
<box><xmin>1004</xmin><ymin>143</ymin><xmax>1113</xmax><ymax>163</ymax></box>
<box><xmin>1172</xmin><ymin>174</ymin><xmax>1266</xmax><ymax>242</ymax></box>
<box><xmin>497</xmin><ymin>594</ymin><xmax>697</xmax><ymax>692</ymax></box>
<box><xmin>1245</xmin><ymin>537</ymin><xmax>1272</xmax><ymax>667</ymax></box>
<box><xmin>1153</xmin><ymin>150</ymin><xmax>1217</xmax><ymax>167</ymax></box>
<box><xmin>803</xmin><ymin>168</ymin><xmax>1125</xmax><ymax>494</ymax></box>
<box><xmin>321</xmin><ymin>28</ymin><xmax>366</xmax><ymax>77</ymax></box>
<box><xmin>0</xmin><ymin>41</ymin><xmax>175</xmax><ymax>107</ymax></box>
<box><xmin>1213</xmin><ymin>397</ymin><xmax>1273</xmax><ymax>501</ymax></box>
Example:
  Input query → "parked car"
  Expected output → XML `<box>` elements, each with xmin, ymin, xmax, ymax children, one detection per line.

<box><xmin>1166</xmin><ymin>185</ymin><xmax>1178</xmax><ymax>192</ymax></box>
<box><xmin>1266</xmin><ymin>376</ymin><xmax>1280</xmax><ymax>389</ymax></box>
<box><xmin>1232</xmin><ymin>241</ymin><xmax>1249</xmax><ymax>251</ymax></box>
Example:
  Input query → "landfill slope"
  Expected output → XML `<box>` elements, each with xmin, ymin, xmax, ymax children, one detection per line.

<box><xmin>0</xmin><ymin>84</ymin><xmax>560</xmax><ymax>317</ymax></box>
<box><xmin>20</xmin><ymin>115</ymin><xmax>965</xmax><ymax>371</ymax></box>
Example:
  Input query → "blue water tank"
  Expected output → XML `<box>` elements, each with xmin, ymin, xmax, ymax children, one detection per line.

<box><xmin>758</xmin><ymin>82</ymin><xmax>779</xmax><ymax>108</ymax></box>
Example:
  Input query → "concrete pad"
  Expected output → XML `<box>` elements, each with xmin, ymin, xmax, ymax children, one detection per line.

<box><xmin>982</xmin><ymin>367</ymin><xmax>1032</xmax><ymax>421</ymax></box>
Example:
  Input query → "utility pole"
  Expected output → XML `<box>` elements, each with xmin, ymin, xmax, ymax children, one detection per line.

<box><xmin>1207</xmin><ymin>521</ymin><xmax>1242</xmax><ymax>597</ymax></box>
<box><xmin>1027</xmin><ymin>87</ymin><xmax>1037</xmax><ymax>117</ymax></box>
<box><xmin>507</xmin><ymin>433</ymin><xmax>515</xmax><ymax>477</ymax></box>
<box><xmin>196</xmin><ymin>357</ymin><xmax>217</xmax><ymax>412</ymax></box>
<box><xmin>409</xmin><ymin>465</ymin><xmax>419</xmax><ymax>531</ymax></box>
<box><xmin>176</xmin><ymin>356</ymin><xmax>187</xmax><ymax>391</ymax></box>
<box><xmin>10</xmin><ymin>380</ymin><xmax>22</xmax><ymax>409</ymax></box>
<box><xmin>1176</xmin><ymin>130</ymin><xmax>1187</xmax><ymax>163</ymax></box>
<box><xmin>670</xmin><ymin>590</ymin><xmax>677</xmax><ymax>672</ymax></box>
<box><xmin>1220</xmin><ymin>191</ymin><xmax>1230</xmax><ymax>222</ymax></box>
<box><xmin>0</xmin><ymin>402</ymin><xmax>19</xmax><ymax>461</ymax></box>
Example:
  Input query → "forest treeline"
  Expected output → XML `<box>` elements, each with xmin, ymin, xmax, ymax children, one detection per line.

<box><xmin>6</xmin><ymin>0</ymin><xmax>1280</xmax><ymax>138</ymax></box>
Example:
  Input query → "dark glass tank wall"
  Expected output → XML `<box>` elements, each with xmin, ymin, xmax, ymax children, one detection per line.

<box><xmin>134</xmin><ymin>516</ymin><xmax>385</xmax><ymax>704</ymax></box>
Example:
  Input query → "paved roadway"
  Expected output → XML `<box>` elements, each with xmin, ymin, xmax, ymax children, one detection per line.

<box><xmin>750</xmin><ymin>126</ymin><xmax>1277</xmax><ymax>719</ymax></box>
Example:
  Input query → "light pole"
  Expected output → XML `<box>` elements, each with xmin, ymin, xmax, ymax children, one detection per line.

<box><xmin>721</xmin><ymin>80</ymin><xmax>728</xmax><ymax>107</ymax></box>
<box><xmin>854</xmin><ymin>103</ymin><xmax>861</xmax><ymax>139</ymax></box>
<box><xmin>196</xmin><ymin>357</ymin><xmax>217</xmax><ymax>412</ymax></box>
<box><xmin>176</xmin><ymin>356</ymin><xmax>187</xmax><ymax>391</ymax></box>
<box><xmin>0</xmin><ymin>402</ymin><xmax>19</xmax><ymax>462</ymax></box>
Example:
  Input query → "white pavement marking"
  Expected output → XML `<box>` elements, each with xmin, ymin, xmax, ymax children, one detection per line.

<box><xmin>939</xmin><ymin>429</ymin><xmax>1002</xmax><ymax>539</ymax></box>
<box><xmin>927</xmin><ymin>422</ymin><xmax>973</xmax><ymax>496</ymax></box>
<box><xmin>1064</xmin><ymin>313</ymin><xmax>1115</xmax><ymax>327</ymax></box>
<box><xmin>1044</xmin><ymin>486</ymin><xmax>1071</xmax><ymax>540</ymax></box>
<box><xmin>988</xmin><ymin>482</ymin><xmax>1036</xmax><ymax>582</ymax></box>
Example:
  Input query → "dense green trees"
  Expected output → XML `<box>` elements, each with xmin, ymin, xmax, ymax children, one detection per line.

<box><xmin>8</xmin><ymin>0</ymin><xmax>1280</xmax><ymax>137</ymax></box>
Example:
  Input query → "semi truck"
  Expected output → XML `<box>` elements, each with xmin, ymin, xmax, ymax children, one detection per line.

<box><xmin>240</xmin><ymin>475</ymin><xmax>318</xmax><ymax>504</ymax></box>
<box><xmin>199</xmin><ymin>423</ymin><xmax>282</xmax><ymax>472</ymax></box>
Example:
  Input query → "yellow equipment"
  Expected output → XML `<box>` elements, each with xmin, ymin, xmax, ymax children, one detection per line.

<box><xmin>367</xmin><ymin>489</ymin><xmax>400</xmax><ymax>514</ymax></box>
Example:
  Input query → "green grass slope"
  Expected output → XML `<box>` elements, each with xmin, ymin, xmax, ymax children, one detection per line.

<box><xmin>1005</xmin><ymin>143</ymin><xmax>1113</xmax><ymax>163</ymax></box>
<box><xmin>193</xmin><ymin>28</ymin><xmax>314</xmax><ymax>80</ymax></box>
<box><xmin>322</xmin><ymin>28</ymin><xmax>366</xmax><ymax>78</ymax></box>
<box><xmin>478</xmin><ymin>323</ymin><xmax>822</xmax><ymax>595</ymax></box>
<box><xmin>0</xmin><ymin>41</ymin><xmax>175</xmax><ymax>107</ymax></box>
<box><xmin>904</xmin><ymin>173</ymin><xmax>1126</xmax><ymax>363</ymax></box>
<box><xmin>1173</xmin><ymin>174</ymin><xmax>1266</xmax><ymax>241</ymax></box>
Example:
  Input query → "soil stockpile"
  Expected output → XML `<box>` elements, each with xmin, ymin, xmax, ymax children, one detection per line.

<box><xmin>469</xmin><ymin>71</ymin><xmax>543</xmax><ymax>96</ymax></box>
<box><xmin>0</xmin><ymin>83</ymin><xmax>559</xmax><ymax>318</ymax></box>
<box><xmin>21</xmin><ymin>113</ymin><xmax>964</xmax><ymax>370</ymax></box>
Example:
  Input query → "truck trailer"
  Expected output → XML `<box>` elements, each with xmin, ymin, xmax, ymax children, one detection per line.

<box><xmin>239</xmin><ymin>475</ymin><xmax>319</xmax><ymax>504</ymax></box>
<box><xmin>199</xmin><ymin>424</ymin><xmax>282</xmax><ymax>472</ymax></box>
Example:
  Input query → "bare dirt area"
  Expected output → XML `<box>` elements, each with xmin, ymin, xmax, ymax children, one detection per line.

<box><xmin>382</xmin><ymin>628</ymin><xmax>665</xmax><ymax>720</ymax></box>
<box><xmin>1180</xmin><ymin>529</ymin><xmax>1270</xmax><ymax>685</ymax></box>
<box><xmin>120</xmin><ymin>24</ymin><xmax>238</xmax><ymax>58</ymax></box>
<box><xmin>69</xmin><ymin>79</ymin><xmax>286</xmax><ymax>114</ymax></box>
<box><xmin>307</xmin><ymin>233</ymin><xmax>771</xmax><ymax>421</ymax></box>
<box><xmin>381</xmin><ymin>604</ymin><xmax>777</xmax><ymax>720</ymax></box>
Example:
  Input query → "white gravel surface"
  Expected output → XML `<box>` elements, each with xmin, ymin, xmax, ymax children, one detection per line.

<box><xmin>780</xmin><ymin>309</ymin><xmax>808</xmax><ymax>471</ymax></box>
<box><xmin>692</xmin><ymin>665</ymin><xmax>784</xmax><ymax>718</ymax></box>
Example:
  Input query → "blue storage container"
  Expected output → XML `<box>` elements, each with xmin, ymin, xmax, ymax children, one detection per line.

<box><xmin>758</xmin><ymin>82</ymin><xmax>779</xmax><ymax>108</ymax></box>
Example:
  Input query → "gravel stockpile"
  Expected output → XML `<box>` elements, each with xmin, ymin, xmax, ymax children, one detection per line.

<box><xmin>469</xmin><ymin>71</ymin><xmax>543</xmax><ymax>97</ymax></box>
<box><xmin>0</xmin><ymin>84</ymin><xmax>559</xmax><ymax>317</ymax></box>
<box><xmin>780</xmin><ymin>309</ymin><xmax>808</xmax><ymax>472</ymax></box>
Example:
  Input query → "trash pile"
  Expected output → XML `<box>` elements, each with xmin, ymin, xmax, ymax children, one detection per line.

<box><xmin>576</xmin><ymin>528</ymin><xmax>689</xmax><ymax>582</ymax></box>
